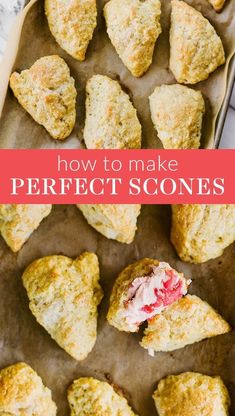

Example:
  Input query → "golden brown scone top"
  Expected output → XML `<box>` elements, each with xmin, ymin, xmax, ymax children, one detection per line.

<box><xmin>10</xmin><ymin>55</ymin><xmax>77</xmax><ymax>140</ymax></box>
<box><xmin>104</xmin><ymin>0</ymin><xmax>161</xmax><ymax>77</ymax></box>
<box><xmin>0</xmin><ymin>204</ymin><xmax>52</xmax><ymax>252</ymax></box>
<box><xmin>171</xmin><ymin>204</ymin><xmax>235</xmax><ymax>263</ymax></box>
<box><xmin>84</xmin><ymin>75</ymin><xmax>142</xmax><ymax>149</ymax></box>
<box><xmin>153</xmin><ymin>372</ymin><xmax>230</xmax><ymax>416</ymax></box>
<box><xmin>170</xmin><ymin>0</ymin><xmax>225</xmax><ymax>84</ymax></box>
<box><xmin>68</xmin><ymin>377</ymin><xmax>138</xmax><ymax>416</ymax></box>
<box><xmin>45</xmin><ymin>0</ymin><xmax>97</xmax><ymax>61</ymax></box>
<box><xmin>77</xmin><ymin>204</ymin><xmax>141</xmax><ymax>244</ymax></box>
<box><xmin>22</xmin><ymin>252</ymin><xmax>103</xmax><ymax>361</ymax></box>
<box><xmin>208</xmin><ymin>0</ymin><xmax>226</xmax><ymax>12</ymax></box>
<box><xmin>141</xmin><ymin>294</ymin><xmax>230</xmax><ymax>354</ymax></box>
<box><xmin>149</xmin><ymin>84</ymin><xmax>205</xmax><ymax>149</ymax></box>
<box><xmin>0</xmin><ymin>362</ymin><xmax>57</xmax><ymax>415</ymax></box>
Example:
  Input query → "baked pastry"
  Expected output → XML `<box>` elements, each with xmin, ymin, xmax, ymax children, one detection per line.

<box><xmin>10</xmin><ymin>55</ymin><xmax>77</xmax><ymax>140</ymax></box>
<box><xmin>0</xmin><ymin>362</ymin><xmax>56</xmax><ymax>415</ymax></box>
<box><xmin>77</xmin><ymin>204</ymin><xmax>141</xmax><ymax>244</ymax></box>
<box><xmin>170</xmin><ymin>0</ymin><xmax>225</xmax><ymax>84</ymax></box>
<box><xmin>0</xmin><ymin>204</ymin><xmax>52</xmax><ymax>252</ymax></box>
<box><xmin>45</xmin><ymin>0</ymin><xmax>97</xmax><ymax>61</ymax></box>
<box><xmin>68</xmin><ymin>377</ymin><xmax>137</xmax><ymax>415</ymax></box>
<box><xmin>149</xmin><ymin>84</ymin><xmax>205</xmax><ymax>149</ymax></box>
<box><xmin>22</xmin><ymin>252</ymin><xmax>103</xmax><ymax>360</ymax></box>
<box><xmin>208</xmin><ymin>0</ymin><xmax>226</xmax><ymax>12</ymax></box>
<box><xmin>171</xmin><ymin>204</ymin><xmax>235</xmax><ymax>263</ymax></box>
<box><xmin>153</xmin><ymin>372</ymin><xmax>230</xmax><ymax>416</ymax></box>
<box><xmin>107</xmin><ymin>258</ymin><xmax>190</xmax><ymax>332</ymax></box>
<box><xmin>141</xmin><ymin>294</ymin><xmax>230</xmax><ymax>354</ymax></box>
<box><xmin>104</xmin><ymin>0</ymin><xmax>161</xmax><ymax>77</ymax></box>
<box><xmin>84</xmin><ymin>75</ymin><xmax>141</xmax><ymax>149</ymax></box>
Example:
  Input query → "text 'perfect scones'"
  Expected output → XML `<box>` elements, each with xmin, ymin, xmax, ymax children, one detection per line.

<box><xmin>153</xmin><ymin>372</ymin><xmax>230</xmax><ymax>416</ymax></box>
<box><xmin>77</xmin><ymin>204</ymin><xmax>141</xmax><ymax>244</ymax></box>
<box><xmin>170</xmin><ymin>1</ymin><xmax>225</xmax><ymax>84</ymax></box>
<box><xmin>68</xmin><ymin>377</ymin><xmax>138</xmax><ymax>416</ymax></box>
<box><xmin>171</xmin><ymin>204</ymin><xmax>235</xmax><ymax>263</ymax></box>
<box><xmin>0</xmin><ymin>362</ymin><xmax>56</xmax><ymax>415</ymax></box>
<box><xmin>0</xmin><ymin>204</ymin><xmax>52</xmax><ymax>252</ymax></box>
<box><xmin>22</xmin><ymin>252</ymin><xmax>103</xmax><ymax>360</ymax></box>
<box><xmin>84</xmin><ymin>75</ymin><xmax>141</xmax><ymax>149</ymax></box>
<box><xmin>45</xmin><ymin>0</ymin><xmax>97</xmax><ymax>61</ymax></box>
<box><xmin>10</xmin><ymin>55</ymin><xmax>77</xmax><ymax>140</ymax></box>
<box><xmin>149</xmin><ymin>84</ymin><xmax>205</xmax><ymax>149</ymax></box>
<box><xmin>104</xmin><ymin>0</ymin><xmax>161</xmax><ymax>77</ymax></box>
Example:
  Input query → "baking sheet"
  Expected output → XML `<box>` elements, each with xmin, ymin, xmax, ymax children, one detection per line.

<box><xmin>0</xmin><ymin>204</ymin><xmax>235</xmax><ymax>415</ymax></box>
<box><xmin>0</xmin><ymin>0</ymin><xmax>235</xmax><ymax>149</ymax></box>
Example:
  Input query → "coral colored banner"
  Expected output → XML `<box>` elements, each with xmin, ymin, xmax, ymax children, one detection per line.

<box><xmin>0</xmin><ymin>149</ymin><xmax>234</xmax><ymax>204</ymax></box>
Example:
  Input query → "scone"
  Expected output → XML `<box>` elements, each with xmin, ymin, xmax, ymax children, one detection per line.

<box><xmin>84</xmin><ymin>75</ymin><xmax>141</xmax><ymax>149</ymax></box>
<box><xmin>68</xmin><ymin>377</ymin><xmax>137</xmax><ymax>416</ymax></box>
<box><xmin>208</xmin><ymin>0</ymin><xmax>226</xmax><ymax>12</ymax></box>
<box><xmin>149</xmin><ymin>84</ymin><xmax>205</xmax><ymax>149</ymax></box>
<box><xmin>22</xmin><ymin>252</ymin><xmax>103</xmax><ymax>360</ymax></box>
<box><xmin>171</xmin><ymin>204</ymin><xmax>235</xmax><ymax>263</ymax></box>
<box><xmin>0</xmin><ymin>204</ymin><xmax>52</xmax><ymax>252</ymax></box>
<box><xmin>141</xmin><ymin>294</ymin><xmax>230</xmax><ymax>354</ymax></box>
<box><xmin>153</xmin><ymin>372</ymin><xmax>230</xmax><ymax>416</ymax></box>
<box><xmin>107</xmin><ymin>258</ymin><xmax>190</xmax><ymax>332</ymax></box>
<box><xmin>104</xmin><ymin>0</ymin><xmax>162</xmax><ymax>77</ymax></box>
<box><xmin>77</xmin><ymin>204</ymin><xmax>141</xmax><ymax>244</ymax></box>
<box><xmin>45</xmin><ymin>0</ymin><xmax>97</xmax><ymax>61</ymax></box>
<box><xmin>0</xmin><ymin>362</ymin><xmax>56</xmax><ymax>415</ymax></box>
<box><xmin>10</xmin><ymin>55</ymin><xmax>77</xmax><ymax>140</ymax></box>
<box><xmin>170</xmin><ymin>0</ymin><xmax>225</xmax><ymax>84</ymax></box>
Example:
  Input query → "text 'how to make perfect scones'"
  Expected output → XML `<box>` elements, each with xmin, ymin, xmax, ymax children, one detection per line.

<box><xmin>22</xmin><ymin>252</ymin><xmax>103</xmax><ymax>361</ymax></box>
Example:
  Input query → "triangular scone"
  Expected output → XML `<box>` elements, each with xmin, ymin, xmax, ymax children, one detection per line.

<box><xmin>84</xmin><ymin>75</ymin><xmax>142</xmax><ymax>149</ymax></box>
<box><xmin>68</xmin><ymin>377</ymin><xmax>138</xmax><ymax>416</ymax></box>
<box><xmin>104</xmin><ymin>0</ymin><xmax>161</xmax><ymax>77</ymax></box>
<box><xmin>0</xmin><ymin>362</ymin><xmax>56</xmax><ymax>415</ymax></box>
<box><xmin>77</xmin><ymin>204</ymin><xmax>141</xmax><ymax>244</ymax></box>
<box><xmin>45</xmin><ymin>0</ymin><xmax>97</xmax><ymax>61</ymax></box>
<box><xmin>0</xmin><ymin>204</ymin><xmax>52</xmax><ymax>252</ymax></box>
<box><xmin>22</xmin><ymin>252</ymin><xmax>103</xmax><ymax>361</ymax></box>
<box><xmin>208</xmin><ymin>0</ymin><xmax>226</xmax><ymax>12</ymax></box>
<box><xmin>141</xmin><ymin>295</ymin><xmax>230</xmax><ymax>354</ymax></box>
<box><xmin>170</xmin><ymin>0</ymin><xmax>225</xmax><ymax>84</ymax></box>
<box><xmin>107</xmin><ymin>258</ymin><xmax>190</xmax><ymax>333</ymax></box>
<box><xmin>153</xmin><ymin>372</ymin><xmax>230</xmax><ymax>416</ymax></box>
<box><xmin>171</xmin><ymin>204</ymin><xmax>235</xmax><ymax>263</ymax></box>
<box><xmin>10</xmin><ymin>55</ymin><xmax>77</xmax><ymax>140</ymax></box>
<box><xmin>149</xmin><ymin>84</ymin><xmax>205</xmax><ymax>149</ymax></box>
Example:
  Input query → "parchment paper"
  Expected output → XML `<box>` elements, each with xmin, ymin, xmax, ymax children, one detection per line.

<box><xmin>0</xmin><ymin>204</ymin><xmax>235</xmax><ymax>415</ymax></box>
<box><xmin>0</xmin><ymin>0</ymin><xmax>235</xmax><ymax>148</ymax></box>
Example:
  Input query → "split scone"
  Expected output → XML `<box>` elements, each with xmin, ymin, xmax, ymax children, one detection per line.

<box><xmin>170</xmin><ymin>0</ymin><xmax>225</xmax><ymax>84</ymax></box>
<box><xmin>22</xmin><ymin>252</ymin><xmax>103</xmax><ymax>360</ymax></box>
<box><xmin>149</xmin><ymin>84</ymin><xmax>205</xmax><ymax>149</ymax></box>
<box><xmin>68</xmin><ymin>377</ymin><xmax>137</xmax><ymax>416</ymax></box>
<box><xmin>77</xmin><ymin>204</ymin><xmax>141</xmax><ymax>244</ymax></box>
<box><xmin>0</xmin><ymin>204</ymin><xmax>52</xmax><ymax>252</ymax></box>
<box><xmin>153</xmin><ymin>372</ymin><xmax>230</xmax><ymax>416</ymax></box>
<box><xmin>107</xmin><ymin>258</ymin><xmax>191</xmax><ymax>332</ymax></box>
<box><xmin>45</xmin><ymin>0</ymin><xmax>97</xmax><ymax>61</ymax></box>
<box><xmin>104</xmin><ymin>0</ymin><xmax>162</xmax><ymax>77</ymax></box>
<box><xmin>208</xmin><ymin>0</ymin><xmax>226</xmax><ymax>11</ymax></box>
<box><xmin>171</xmin><ymin>204</ymin><xmax>235</xmax><ymax>263</ymax></box>
<box><xmin>10</xmin><ymin>55</ymin><xmax>77</xmax><ymax>140</ymax></box>
<box><xmin>141</xmin><ymin>294</ymin><xmax>230</xmax><ymax>354</ymax></box>
<box><xmin>0</xmin><ymin>362</ymin><xmax>56</xmax><ymax>415</ymax></box>
<box><xmin>84</xmin><ymin>75</ymin><xmax>141</xmax><ymax>149</ymax></box>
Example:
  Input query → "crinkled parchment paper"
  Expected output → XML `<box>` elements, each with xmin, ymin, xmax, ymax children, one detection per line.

<box><xmin>0</xmin><ymin>0</ymin><xmax>235</xmax><ymax>148</ymax></box>
<box><xmin>0</xmin><ymin>204</ymin><xmax>235</xmax><ymax>415</ymax></box>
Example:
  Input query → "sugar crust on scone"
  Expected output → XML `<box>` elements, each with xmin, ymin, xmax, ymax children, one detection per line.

<box><xmin>104</xmin><ymin>0</ymin><xmax>161</xmax><ymax>77</ymax></box>
<box><xmin>0</xmin><ymin>204</ymin><xmax>52</xmax><ymax>252</ymax></box>
<box><xmin>84</xmin><ymin>75</ymin><xmax>142</xmax><ymax>149</ymax></box>
<box><xmin>22</xmin><ymin>252</ymin><xmax>103</xmax><ymax>360</ymax></box>
<box><xmin>208</xmin><ymin>0</ymin><xmax>226</xmax><ymax>11</ymax></box>
<box><xmin>10</xmin><ymin>55</ymin><xmax>77</xmax><ymax>140</ymax></box>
